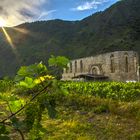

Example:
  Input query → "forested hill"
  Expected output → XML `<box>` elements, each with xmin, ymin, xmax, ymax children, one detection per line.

<box><xmin>0</xmin><ymin>0</ymin><xmax>140</xmax><ymax>77</ymax></box>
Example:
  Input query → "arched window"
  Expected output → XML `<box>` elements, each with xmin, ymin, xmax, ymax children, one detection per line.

<box><xmin>91</xmin><ymin>66</ymin><xmax>100</xmax><ymax>75</ymax></box>
<box><xmin>92</xmin><ymin>68</ymin><xmax>98</xmax><ymax>75</ymax></box>
<box><xmin>134</xmin><ymin>53</ymin><xmax>137</xmax><ymax>72</ymax></box>
<box><xmin>124</xmin><ymin>53</ymin><xmax>129</xmax><ymax>73</ymax></box>
<box><xmin>80</xmin><ymin>60</ymin><xmax>83</xmax><ymax>73</ymax></box>
<box><xmin>110</xmin><ymin>54</ymin><xmax>115</xmax><ymax>73</ymax></box>
<box><xmin>70</xmin><ymin>62</ymin><xmax>72</xmax><ymax>73</ymax></box>
<box><xmin>75</xmin><ymin>61</ymin><xmax>77</xmax><ymax>73</ymax></box>
<box><xmin>66</xmin><ymin>67</ymin><xmax>68</xmax><ymax>73</ymax></box>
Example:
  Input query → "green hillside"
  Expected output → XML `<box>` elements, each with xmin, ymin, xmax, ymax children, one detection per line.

<box><xmin>0</xmin><ymin>0</ymin><xmax>139</xmax><ymax>77</ymax></box>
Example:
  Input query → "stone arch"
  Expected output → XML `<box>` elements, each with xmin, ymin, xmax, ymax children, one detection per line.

<box><xmin>69</xmin><ymin>62</ymin><xmax>72</xmax><ymax>73</ymax></box>
<box><xmin>65</xmin><ymin>67</ymin><xmax>68</xmax><ymax>73</ymax></box>
<box><xmin>124</xmin><ymin>53</ymin><xmax>129</xmax><ymax>72</ymax></box>
<box><xmin>75</xmin><ymin>61</ymin><xmax>77</xmax><ymax>73</ymax></box>
<box><xmin>110</xmin><ymin>54</ymin><xmax>115</xmax><ymax>73</ymax></box>
<box><xmin>134</xmin><ymin>53</ymin><xmax>137</xmax><ymax>72</ymax></box>
<box><xmin>80</xmin><ymin>60</ymin><xmax>83</xmax><ymax>73</ymax></box>
<box><xmin>90</xmin><ymin>65</ymin><xmax>101</xmax><ymax>75</ymax></box>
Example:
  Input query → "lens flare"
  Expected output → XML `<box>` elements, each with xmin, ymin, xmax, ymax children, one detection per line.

<box><xmin>0</xmin><ymin>18</ymin><xmax>6</xmax><ymax>27</ymax></box>
<box><xmin>13</xmin><ymin>27</ymin><xmax>30</xmax><ymax>35</ymax></box>
<box><xmin>1</xmin><ymin>27</ymin><xmax>20</xmax><ymax>61</ymax></box>
<box><xmin>2</xmin><ymin>27</ymin><xmax>15</xmax><ymax>49</ymax></box>
<box><xmin>1</xmin><ymin>21</ymin><xmax>33</xmax><ymax>63</ymax></box>
<box><xmin>1</xmin><ymin>25</ymin><xmax>33</xmax><ymax>63</ymax></box>
<box><xmin>13</xmin><ymin>27</ymin><xmax>34</xmax><ymax>38</ymax></box>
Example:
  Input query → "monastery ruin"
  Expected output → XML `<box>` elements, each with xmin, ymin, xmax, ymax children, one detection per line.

<box><xmin>62</xmin><ymin>51</ymin><xmax>139</xmax><ymax>81</ymax></box>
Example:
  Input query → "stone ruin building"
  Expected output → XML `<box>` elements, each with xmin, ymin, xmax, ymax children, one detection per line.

<box><xmin>62</xmin><ymin>51</ymin><xmax>139</xmax><ymax>81</ymax></box>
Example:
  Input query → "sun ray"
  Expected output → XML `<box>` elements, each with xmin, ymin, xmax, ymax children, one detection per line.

<box><xmin>13</xmin><ymin>27</ymin><xmax>30</xmax><ymax>35</ymax></box>
<box><xmin>13</xmin><ymin>27</ymin><xmax>35</xmax><ymax>38</ymax></box>
<box><xmin>2</xmin><ymin>27</ymin><xmax>15</xmax><ymax>49</ymax></box>
<box><xmin>0</xmin><ymin>19</ymin><xmax>6</xmax><ymax>27</ymax></box>
<box><xmin>1</xmin><ymin>27</ymin><xmax>21</xmax><ymax>62</ymax></box>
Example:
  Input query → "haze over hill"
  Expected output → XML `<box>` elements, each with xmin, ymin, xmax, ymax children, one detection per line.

<box><xmin>0</xmin><ymin>0</ymin><xmax>139</xmax><ymax>77</ymax></box>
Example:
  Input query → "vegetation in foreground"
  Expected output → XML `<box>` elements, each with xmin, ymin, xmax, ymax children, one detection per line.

<box><xmin>1</xmin><ymin>81</ymin><xmax>140</xmax><ymax>140</ymax></box>
<box><xmin>63</xmin><ymin>81</ymin><xmax>140</xmax><ymax>102</ymax></box>
<box><xmin>44</xmin><ymin>94</ymin><xmax>140</xmax><ymax>140</ymax></box>
<box><xmin>0</xmin><ymin>56</ymin><xmax>140</xmax><ymax>139</ymax></box>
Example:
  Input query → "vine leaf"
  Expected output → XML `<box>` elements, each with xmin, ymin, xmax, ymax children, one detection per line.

<box><xmin>6</xmin><ymin>100</ymin><xmax>25</xmax><ymax>113</ymax></box>
<box><xmin>19</xmin><ymin>77</ymin><xmax>36</xmax><ymax>89</ymax></box>
<box><xmin>15</xmin><ymin>63</ymin><xmax>48</xmax><ymax>82</ymax></box>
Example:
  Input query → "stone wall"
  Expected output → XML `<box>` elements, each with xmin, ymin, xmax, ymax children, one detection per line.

<box><xmin>62</xmin><ymin>51</ymin><xmax>139</xmax><ymax>81</ymax></box>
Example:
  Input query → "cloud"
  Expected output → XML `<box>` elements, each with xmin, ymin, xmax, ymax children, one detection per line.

<box><xmin>72</xmin><ymin>0</ymin><xmax>109</xmax><ymax>11</ymax></box>
<box><xmin>37</xmin><ymin>10</ymin><xmax>57</xmax><ymax>20</ymax></box>
<box><xmin>0</xmin><ymin>0</ymin><xmax>54</xmax><ymax>27</ymax></box>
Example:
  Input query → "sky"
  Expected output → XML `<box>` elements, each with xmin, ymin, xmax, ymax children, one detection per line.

<box><xmin>0</xmin><ymin>0</ymin><xmax>119</xmax><ymax>27</ymax></box>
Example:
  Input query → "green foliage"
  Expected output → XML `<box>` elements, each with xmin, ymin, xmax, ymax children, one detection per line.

<box><xmin>19</xmin><ymin>77</ymin><xmax>36</xmax><ymax>89</ymax></box>
<box><xmin>93</xmin><ymin>105</ymin><xmax>109</xmax><ymax>114</ymax></box>
<box><xmin>48</xmin><ymin>55</ymin><xmax>69</xmax><ymax>68</ymax></box>
<box><xmin>7</xmin><ymin>100</ymin><xmax>25</xmax><ymax>112</ymax></box>
<box><xmin>0</xmin><ymin>125</ymin><xmax>10</xmax><ymax>140</ymax></box>
<box><xmin>15</xmin><ymin>62</ymin><xmax>48</xmax><ymax>81</ymax></box>
<box><xmin>63</xmin><ymin>82</ymin><xmax>140</xmax><ymax>101</ymax></box>
<box><xmin>15</xmin><ymin>62</ymin><xmax>51</xmax><ymax>91</ymax></box>
<box><xmin>0</xmin><ymin>79</ymin><xmax>14</xmax><ymax>93</ymax></box>
<box><xmin>0</xmin><ymin>59</ymin><xmax>68</xmax><ymax>140</ymax></box>
<box><xmin>48</xmin><ymin>55</ymin><xmax>69</xmax><ymax>79</ymax></box>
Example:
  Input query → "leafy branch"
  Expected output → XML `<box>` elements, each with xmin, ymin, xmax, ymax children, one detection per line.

<box><xmin>0</xmin><ymin>81</ymin><xmax>52</xmax><ymax>124</ymax></box>
<box><xmin>0</xmin><ymin>56</ymin><xmax>69</xmax><ymax>139</ymax></box>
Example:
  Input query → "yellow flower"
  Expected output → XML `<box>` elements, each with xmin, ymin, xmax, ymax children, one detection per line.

<box><xmin>34</xmin><ymin>75</ymin><xmax>55</xmax><ymax>84</ymax></box>
<box><xmin>34</xmin><ymin>79</ymin><xmax>41</xmax><ymax>84</ymax></box>
<box><xmin>44</xmin><ymin>75</ymin><xmax>55</xmax><ymax>79</ymax></box>
<box><xmin>40</xmin><ymin>76</ymin><xmax>45</xmax><ymax>81</ymax></box>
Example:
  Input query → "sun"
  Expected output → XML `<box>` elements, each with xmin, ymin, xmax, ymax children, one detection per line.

<box><xmin>0</xmin><ymin>18</ymin><xmax>6</xmax><ymax>27</ymax></box>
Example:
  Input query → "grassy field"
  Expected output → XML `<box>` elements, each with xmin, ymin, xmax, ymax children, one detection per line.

<box><xmin>1</xmin><ymin>81</ymin><xmax>140</xmax><ymax>140</ymax></box>
<box><xmin>40</xmin><ymin>93</ymin><xmax>140</xmax><ymax>140</ymax></box>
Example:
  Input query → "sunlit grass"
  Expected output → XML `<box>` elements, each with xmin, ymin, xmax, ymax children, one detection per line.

<box><xmin>1</xmin><ymin>87</ymin><xmax>140</xmax><ymax>139</ymax></box>
<box><xmin>39</xmin><ymin>94</ymin><xmax>140</xmax><ymax>140</ymax></box>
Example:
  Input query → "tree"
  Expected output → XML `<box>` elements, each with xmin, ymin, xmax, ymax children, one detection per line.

<box><xmin>48</xmin><ymin>55</ymin><xmax>69</xmax><ymax>79</ymax></box>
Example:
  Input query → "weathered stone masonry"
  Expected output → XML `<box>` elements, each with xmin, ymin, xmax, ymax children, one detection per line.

<box><xmin>62</xmin><ymin>51</ymin><xmax>139</xmax><ymax>81</ymax></box>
